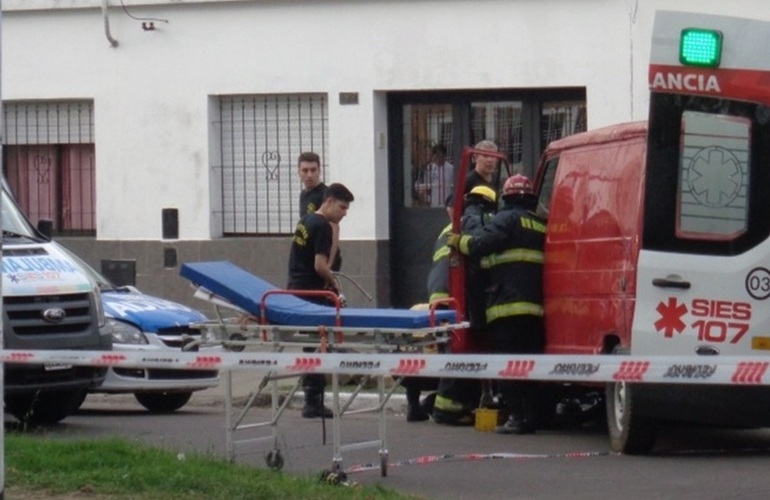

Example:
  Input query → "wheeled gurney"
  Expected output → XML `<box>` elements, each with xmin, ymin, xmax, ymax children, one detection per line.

<box><xmin>180</xmin><ymin>261</ymin><xmax>466</xmax><ymax>475</ymax></box>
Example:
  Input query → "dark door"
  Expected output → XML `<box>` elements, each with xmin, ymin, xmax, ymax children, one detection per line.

<box><xmin>388</xmin><ymin>90</ymin><xmax>587</xmax><ymax>308</ymax></box>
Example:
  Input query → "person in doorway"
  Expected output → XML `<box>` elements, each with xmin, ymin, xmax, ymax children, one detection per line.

<box><xmin>448</xmin><ymin>174</ymin><xmax>546</xmax><ymax>434</ymax></box>
<box><xmin>289</xmin><ymin>181</ymin><xmax>355</xmax><ymax>418</ymax></box>
<box><xmin>443</xmin><ymin>139</ymin><xmax>500</xmax><ymax>209</ymax></box>
<box><xmin>464</xmin><ymin>139</ymin><xmax>499</xmax><ymax>193</ymax></box>
<box><xmin>415</xmin><ymin>144</ymin><xmax>454</xmax><ymax>208</ymax></box>
<box><xmin>432</xmin><ymin>185</ymin><xmax>498</xmax><ymax>426</ymax></box>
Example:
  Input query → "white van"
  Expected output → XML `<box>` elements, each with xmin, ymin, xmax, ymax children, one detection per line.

<box><xmin>2</xmin><ymin>179</ymin><xmax>112</xmax><ymax>424</ymax></box>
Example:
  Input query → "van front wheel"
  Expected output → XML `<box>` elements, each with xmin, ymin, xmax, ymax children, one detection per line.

<box><xmin>606</xmin><ymin>379</ymin><xmax>657</xmax><ymax>454</ymax></box>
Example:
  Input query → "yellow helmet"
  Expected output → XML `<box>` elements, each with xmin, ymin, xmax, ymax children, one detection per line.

<box><xmin>467</xmin><ymin>185</ymin><xmax>497</xmax><ymax>204</ymax></box>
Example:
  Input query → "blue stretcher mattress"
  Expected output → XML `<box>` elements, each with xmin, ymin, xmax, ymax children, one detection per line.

<box><xmin>180</xmin><ymin>261</ymin><xmax>458</xmax><ymax>329</ymax></box>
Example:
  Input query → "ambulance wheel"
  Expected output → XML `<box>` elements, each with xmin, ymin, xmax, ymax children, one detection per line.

<box><xmin>605</xmin><ymin>379</ymin><xmax>657</xmax><ymax>454</ymax></box>
<box><xmin>265</xmin><ymin>449</ymin><xmax>284</xmax><ymax>471</ymax></box>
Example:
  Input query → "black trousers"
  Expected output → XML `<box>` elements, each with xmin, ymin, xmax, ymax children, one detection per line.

<box><xmin>485</xmin><ymin>315</ymin><xmax>544</xmax><ymax>419</ymax></box>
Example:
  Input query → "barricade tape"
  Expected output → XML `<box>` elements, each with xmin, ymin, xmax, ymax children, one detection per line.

<box><xmin>345</xmin><ymin>450</ymin><xmax>613</xmax><ymax>474</ymax></box>
<box><xmin>3</xmin><ymin>349</ymin><xmax>770</xmax><ymax>386</ymax></box>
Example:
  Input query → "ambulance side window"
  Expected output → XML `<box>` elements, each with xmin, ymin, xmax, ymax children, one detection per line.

<box><xmin>536</xmin><ymin>157</ymin><xmax>558</xmax><ymax>220</ymax></box>
<box><xmin>677</xmin><ymin>111</ymin><xmax>750</xmax><ymax>240</ymax></box>
<box><xmin>644</xmin><ymin>93</ymin><xmax>770</xmax><ymax>256</ymax></box>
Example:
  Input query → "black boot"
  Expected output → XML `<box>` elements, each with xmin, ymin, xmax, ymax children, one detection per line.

<box><xmin>405</xmin><ymin>378</ymin><xmax>429</xmax><ymax>422</ymax></box>
<box><xmin>302</xmin><ymin>374</ymin><xmax>332</xmax><ymax>418</ymax></box>
<box><xmin>495</xmin><ymin>413</ymin><xmax>535</xmax><ymax>435</ymax></box>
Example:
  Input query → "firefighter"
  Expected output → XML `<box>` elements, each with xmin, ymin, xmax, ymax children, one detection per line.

<box><xmin>401</xmin><ymin>196</ymin><xmax>455</xmax><ymax>422</ymax></box>
<box><xmin>448</xmin><ymin>174</ymin><xmax>545</xmax><ymax>434</ymax></box>
<box><xmin>432</xmin><ymin>185</ymin><xmax>498</xmax><ymax>425</ymax></box>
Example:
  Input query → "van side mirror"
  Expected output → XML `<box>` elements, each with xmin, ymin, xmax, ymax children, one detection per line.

<box><xmin>37</xmin><ymin>219</ymin><xmax>53</xmax><ymax>240</ymax></box>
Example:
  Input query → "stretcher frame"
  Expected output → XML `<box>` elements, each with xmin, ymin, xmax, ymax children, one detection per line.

<box><xmin>188</xmin><ymin>285</ymin><xmax>465</xmax><ymax>476</ymax></box>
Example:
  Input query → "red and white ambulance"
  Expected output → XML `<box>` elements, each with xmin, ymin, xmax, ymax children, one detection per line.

<box><xmin>538</xmin><ymin>10</ymin><xmax>770</xmax><ymax>453</ymax></box>
<box><xmin>451</xmin><ymin>10</ymin><xmax>770</xmax><ymax>453</ymax></box>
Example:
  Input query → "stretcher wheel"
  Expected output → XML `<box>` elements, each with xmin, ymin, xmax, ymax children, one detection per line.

<box><xmin>265</xmin><ymin>449</ymin><xmax>284</xmax><ymax>471</ymax></box>
<box><xmin>380</xmin><ymin>451</ymin><xmax>388</xmax><ymax>477</ymax></box>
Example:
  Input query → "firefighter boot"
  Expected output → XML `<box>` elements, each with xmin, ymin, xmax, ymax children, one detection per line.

<box><xmin>302</xmin><ymin>374</ymin><xmax>333</xmax><ymax>418</ymax></box>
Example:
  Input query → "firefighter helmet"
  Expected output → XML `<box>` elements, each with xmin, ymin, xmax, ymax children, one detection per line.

<box><xmin>467</xmin><ymin>185</ymin><xmax>497</xmax><ymax>204</ymax></box>
<box><xmin>503</xmin><ymin>174</ymin><xmax>533</xmax><ymax>196</ymax></box>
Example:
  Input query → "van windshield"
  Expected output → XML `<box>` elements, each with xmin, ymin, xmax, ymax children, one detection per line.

<box><xmin>2</xmin><ymin>186</ymin><xmax>38</xmax><ymax>239</ymax></box>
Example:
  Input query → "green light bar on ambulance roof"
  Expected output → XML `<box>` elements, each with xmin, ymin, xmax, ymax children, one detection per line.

<box><xmin>679</xmin><ymin>28</ymin><xmax>723</xmax><ymax>68</ymax></box>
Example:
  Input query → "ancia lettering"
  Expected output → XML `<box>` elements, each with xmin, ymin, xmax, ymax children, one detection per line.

<box><xmin>650</xmin><ymin>72</ymin><xmax>721</xmax><ymax>93</ymax></box>
<box><xmin>441</xmin><ymin>362</ymin><xmax>488</xmax><ymax>372</ymax></box>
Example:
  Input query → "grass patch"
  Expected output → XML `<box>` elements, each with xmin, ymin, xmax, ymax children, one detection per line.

<box><xmin>5</xmin><ymin>434</ymin><xmax>415</xmax><ymax>499</ymax></box>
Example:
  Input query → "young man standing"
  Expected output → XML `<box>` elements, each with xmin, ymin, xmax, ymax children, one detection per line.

<box><xmin>289</xmin><ymin>182</ymin><xmax>355</xmax><ymax>418</ymax></box>
<box><xmin>297</xmin><ymin>152</ymin><xmax>341</xmax><ymax>270</ymax></box>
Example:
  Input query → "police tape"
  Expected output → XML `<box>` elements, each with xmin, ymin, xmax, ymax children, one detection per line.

<box><xmin>3</xmin><ymin>349</ymin><xmax>770</xmax><ymax>386</ymax></box>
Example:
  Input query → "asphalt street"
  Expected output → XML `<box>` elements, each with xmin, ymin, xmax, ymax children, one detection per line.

<box><xmin>20</xmin><ymin>371</ymin><xmax>770</xmax><ymax>500</ymax></box>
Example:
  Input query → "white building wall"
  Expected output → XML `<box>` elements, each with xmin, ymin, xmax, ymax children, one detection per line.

<box><xmin>4</xmin><ymin>0</ymin><xmax>770</xmax><ymax>242</ymax></box>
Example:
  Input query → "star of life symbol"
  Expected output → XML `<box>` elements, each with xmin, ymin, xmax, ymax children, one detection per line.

<box><xmin>654</xmin><ymin>297</ymin><xmax>687</xmax><ymax>338</ymax></box>
<box><xmin>686</xmin><ymin>146</ymin><xmax>743</xmax><ymax>208</ymax></box>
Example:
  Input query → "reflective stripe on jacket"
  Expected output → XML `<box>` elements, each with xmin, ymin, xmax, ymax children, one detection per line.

<box><xmin>461</xmin><ymin>203</ymin><xmax>546</xmax><ymax>325</ymax></box>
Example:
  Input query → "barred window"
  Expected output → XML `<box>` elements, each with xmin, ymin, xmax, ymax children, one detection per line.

<box><xmin>215</xmin><ymin>93</ymin><xmax>329</xmax><ymax>235</ymax></box>
<box><xmin>2</xmin><ymin>101</ymin><xmax>95</xmax><ymax>236</ymax></box>
<box><xmin>541</xmin><ymin>101</ymin><xmax>587</xmax><ymax>149</ymax></box>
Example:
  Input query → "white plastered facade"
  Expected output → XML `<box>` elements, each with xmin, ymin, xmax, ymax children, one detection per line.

<box><xmin>2</xmin><ymin>0</ymin><xmax>769</xmax><ymax>243</ymax></box>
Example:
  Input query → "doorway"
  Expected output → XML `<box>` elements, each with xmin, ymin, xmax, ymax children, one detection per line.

<box><xmin>388</xmin><ymin>88</ymin><xmax>586</xmax><ymax>308</ymax></box>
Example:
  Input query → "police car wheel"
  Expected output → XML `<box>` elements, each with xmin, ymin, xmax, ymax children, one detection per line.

<box><xmin>134</xmin><ymin>391</ymin><xmax>192</xmax><ymax>413</ymax></box>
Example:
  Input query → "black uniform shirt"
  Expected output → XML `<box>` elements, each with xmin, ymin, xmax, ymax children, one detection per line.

<box><xmin>288</xmin><ymin>212</ymin><xmax>333</xmax><ymax>290</ymax></box>
<box><xmin>299</xmin><ymin>182</ymin><xmax>342</xmax><ymax>271</ymax></box>
<box><xmin>299</xmin><ymin>183</ymin><xmax>326</xmax><ymax>217</ymax></box>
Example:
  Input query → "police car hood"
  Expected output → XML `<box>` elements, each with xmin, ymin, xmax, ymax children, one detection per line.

<box><xmin>101</xmin><ymin>290</ymin><xmax>207</xmax><ymax>332</ymax></box>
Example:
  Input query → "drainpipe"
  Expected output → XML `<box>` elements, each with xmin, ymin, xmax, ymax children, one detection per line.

<box><xmin>102</xmin><ymin>0</ymin><xmax>119</xmax><ymax>48</ymax></box>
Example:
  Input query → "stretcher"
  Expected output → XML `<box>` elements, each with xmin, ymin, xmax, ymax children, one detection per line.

<box><xmin>179</xmin><ymin>261</ymin><xmax>466</xmax><ymax>476</ymax></box>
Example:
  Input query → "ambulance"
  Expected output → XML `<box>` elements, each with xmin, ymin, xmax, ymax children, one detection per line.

<box><xmin>536</xmin><ymin>11</ymin><xmax>770</xmax><ymax>453</ymax></box>
<box><xmin>450</xmin><ymin>10</ymin><xmax>770</xmax><ymax>453</ymax></box>
<box><xmin>2</xmin><ymin>179</ymin><xmax>112</xmax><ymax>424</ymax></box>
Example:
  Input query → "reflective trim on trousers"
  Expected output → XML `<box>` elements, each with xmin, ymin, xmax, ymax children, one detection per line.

<box><xmin>434</xmin><ymin>394</ymin><xmax>467</xmax><ymax>413</ymax></box>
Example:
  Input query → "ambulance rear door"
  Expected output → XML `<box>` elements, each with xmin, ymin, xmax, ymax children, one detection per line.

<box><xmin>632</xmin><ymin>11</ymin><xmax>770</xmax><ymax>357</ymax></box>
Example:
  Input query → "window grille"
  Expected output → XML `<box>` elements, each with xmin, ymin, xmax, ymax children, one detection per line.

<box><xmin>541</xmin><ymin>101</ymin><xmax>587</xmax><ymax>149</ymax></box>
<box><xmin>215</xmin><ymin>93</ymin><xmax>329</xmax><ymax>235</ymax></box>
<box><xmin>2</xmin><ymin>101</ymin><xmax>95</xmax><ymax>235</ymax></box>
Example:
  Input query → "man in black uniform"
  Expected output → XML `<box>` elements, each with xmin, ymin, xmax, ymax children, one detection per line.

<box><xmin>448</xmin><ymin>174</ymin><xmax>546</xmax><ymax>434</ymax></box>
<box><xmin>288</xmin><ymin>152</ymin><xmax>353</xmax><ymax>418</ymax></box>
